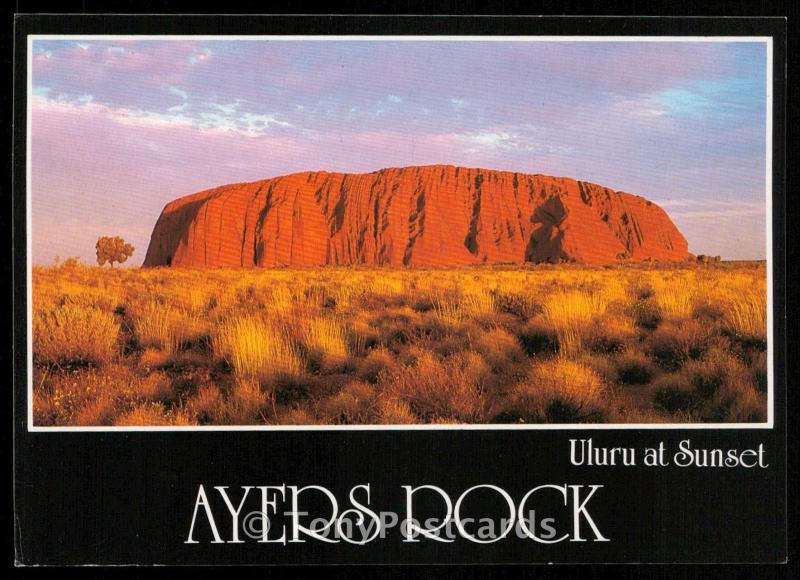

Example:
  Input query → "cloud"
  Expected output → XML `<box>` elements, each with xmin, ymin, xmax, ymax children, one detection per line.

<box><xmin>652</xmin><ymin>198</ymin><xmax>765</xmax><ymax>220</ymax></box>
<box><xmin>188</xmin><ymin>47</ymin><xmax>213</xmax><ymax>65</ymax></box>
<box><xmin>165</xmin><ymin>85</ymin><xmax>189</xmax><ymax>101</ymax></box>
<box><xmin>32</xmin><ymin>93</ymin><xmax>291</xmax><ymax>139</ymax></box>
<box><xmin>651</xmin><ymin>78</ymin><xmax>763</xmax><ymax>119</ymax></box>
<box><xmin>210</xmin><ymin>100</ymin><xmax>241</xmax><ymax>115</ymax></box>
<box><xmin>387</xmin><ymin>94</ymin><xmax>402</xmax><ymax>103</ymax></box>
<box><xmin>33</xmin><ymin>47</ymin><xmax>52</xmax><ymax>63</ymax></box>
<box><xmin>164</xmin><ymin>85</ymin><xmax>190</xmax><ymax>112</ymax></box>
<box><xmin>32</xmin><ymin>40</ymin><xmax>220</xmax><ymax>90</ymax></box>
<box><xmin>30</xmin><ymin>90</ymin><xmax>311</xmax><ymax>265</ymax></box>
<box><xmin>450</xmin><ymin>98</ymin><xmax>468</xmax><ymax>110</ymax></box>
<box><xmin>455</xmin><ymin>129</ymin><xmax>574</xmax><ymax>156</ymax></box>
<box><xmin>240</xmin><ymin>112</ymin><xmax>292</xmax><ymax>132</ymax></box>
<box><xmin>653</xmin><ymin>88</ymin><xmax>712</xmax><ymax>117</ymax></box>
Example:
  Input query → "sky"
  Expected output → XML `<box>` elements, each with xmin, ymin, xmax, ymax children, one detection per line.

<box><xmin>29</xmin><ymin>38</ymin><xmax>769</xmax><ymax>264</ymax></box>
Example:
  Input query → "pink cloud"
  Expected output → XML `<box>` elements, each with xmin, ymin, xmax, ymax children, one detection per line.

<box><xmin>33</xmin><ymin>40</ymin><xmax>215</xmax><ymax>88</ymax></box>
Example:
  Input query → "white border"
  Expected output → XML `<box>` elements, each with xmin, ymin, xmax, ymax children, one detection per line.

<box><xmin>26</xmin><ymin>34</ymin><xmax>774</xmax><ymax>432</ymax></box>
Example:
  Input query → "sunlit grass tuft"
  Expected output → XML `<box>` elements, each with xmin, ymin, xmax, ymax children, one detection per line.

<box><xmin>724</xmin><ymin>289</ymin><xmax>767</xmax><ymax>342</ymax></box>
<box><xmin>507</xmin><ymin>358</ymin><xmax>606</xmax><ymax>423</ymax></box>
<box><xmin>34</xmin><ymin>303</ymin><xmax>119</xmax><ymax>365</ymax></box>
<box><xmin>654</xmin><ymin>285</ymin><xmax>694</xmax><ymax>320</ymax></box>
<box><xmin>543</xmin><ymin>290</ymin><xmax>606</xmax><ymax>354</ymax></box>
<box><xmin>213</xmin><ymin>316</ymin><xmax>303</xmax><ymax>383</ymax></box>
<box><xmin>302</xmin><ymin>316</ymin><xmax>349</xmax><ymax>366</ymax></box>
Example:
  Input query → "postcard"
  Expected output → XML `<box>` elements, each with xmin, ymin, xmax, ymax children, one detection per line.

<box><xmin>13</xmin><ymin>15</ymin><xmax>788</xmax><ymax>567</ymax></box>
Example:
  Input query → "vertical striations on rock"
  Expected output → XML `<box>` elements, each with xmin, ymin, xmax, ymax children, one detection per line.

<box><xmin>143</xmin><ymin>165</ymin><xmax>690</xmax><ymax>267</ymax></box>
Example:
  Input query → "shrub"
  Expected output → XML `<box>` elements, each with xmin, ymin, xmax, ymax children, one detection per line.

<box><xmin>222</xmin><ymin>380</ymin><xmax>268</xmax><ymax>424</ymax></box>
<box><xmin>320</xmin><ymin>381</ymin><xmax>376</xmax><ymax>424</ymax></box>
<box><xmin>629</xmin><ymin>277</ymin><xmax>654</xmax><ymax>300</ymax></box>
<box><xmin>131</xmin><ymin>301</ymin><xmax>178</xmax><ymax>353</ymax></box>
<box><xmin>631</xmin><ymin>298</ymin><xmax>661</xmax><ymax>329</ymax></box>
<box><xmin>683</xmin><ymin>357</ymin><xmax>727</xmax><ymax>398</ymax></box>
<box><xmin>137</xmin><ymin>347</ymin><xmax>173</xmax><ymax>370</ymax></box>
<box><xmin>615</xmin><ymin>352</ymin><xmax>654</xmax><ymax>385</ymax></box>
<box><xmin>652</xmin><ymin>375</ymin><xmax>699</xmax><ymax>415</ymax></box>
<box><xmin>544</xmin><ymin>290</ymin><xmax>605</xmax><ymax>326</ymax></box>
<box><xmin>460</xmin><ymin>288</ymin><xmax>496</xmax><ymax>317</ymax></box>
<box><xmin>679</xmin><ymin>349</ymin><xmax>765</xmax><ymax>422</ymax></box>
<box><xmin>381</xmin><ymin>351</ymin><xmax>491</xmax><ymax>422</ymax></box>
<box><xmin>73</xmin><ymin>393</ymin><xmax>117</xmax><ymax>426</ymax></box>
<box><xmin>114</xmin><ymin>402</ymin><xmax>173</xmax><ymax>426</ymax></box>
<box><xmin>31</xmin><ymin>262</ymin><xmax>768</xmax><ymax>426</ymax></box>
<box><xmin>34</xmin><ymin>303</ymin><xmax>119</xmax><ymax>366</ymax></box>
<box><xmin>472</xmin><ymin>327</ymin><xmax>525</xmax><ymax>371</ymax></box>
<box><xmin>357</xmin><ymin>347</ymin><xmax>396</xmax><ymax>384</ymax></box>
<box><xmin>374</xmin><ymin>398</ymin><xmax>416</xmax><ymax>424</ymax></box>
<box><xmin>280</xmin><ymin>408</ymin><xmax>319</xmax><ymax>425</ymax></box>
<box><xmin>645</xmin><ymin>320</ymin><xmax>708</xmax><ymax>372</ymax></box>
<box><xmin>493</xmin><ymin>291</ymin><xmax>541</xmax><ymax>320</ymax></box>
<box><xmin>274</xmin><ymin>376</ymin><xmax>311</xmax><ymax>405</ymax></box>
<box><xmin>586</xmin><ymin>315</ymin><xmax>634</xmax><ymax>354</ymax></box>
<box><xmin>186</xmin><ymin>385</ymin><xmax>223</xmax><ymax>424</ymax></box>
<box><xmin>432</xmin><ymin>288</ymin><xmax>494</xmax><ymax>321</ymax></box>
<box><xmin>506</xmin><ymin>358</ymin><xmax>606</xmax><ymax>423</ymax></box>
<box><xmin>518</xmin><ymin>319</ymin><xmax>558</xmax><ymax>357</ymax></box>
<box><xmin>123</xmin><ymin>372</ymin><xmax>173</xmax><ymax>403</ymax></box>
<box><xmin>749</xmin><ymin>350</ymin><xmax>768</xmax><ymax>393</ymax></box>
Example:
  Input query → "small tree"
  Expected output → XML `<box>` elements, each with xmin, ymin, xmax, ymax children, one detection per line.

<box><xmin>96</xmin><ymin>236</ymin><xmax>135</xmax><ymax>267</ymax></box>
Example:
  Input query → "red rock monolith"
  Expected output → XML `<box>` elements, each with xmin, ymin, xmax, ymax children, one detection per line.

<box><xmin>143</xmin><ymin>165</ymin><xmax>690</xmax><ymax>267</ymax></box>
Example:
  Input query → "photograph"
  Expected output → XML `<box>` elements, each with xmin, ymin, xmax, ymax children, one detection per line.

<box><xmin>27</xmin><ymin>36</ymin><xmax>771</xmax><ymax>428</ymax></box>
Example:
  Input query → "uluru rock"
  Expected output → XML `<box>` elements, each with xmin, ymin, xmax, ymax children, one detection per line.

<box><xmin>143</xmin><ymin>165</ymin><xmax>690</xmax><ymax>267</ymax></box>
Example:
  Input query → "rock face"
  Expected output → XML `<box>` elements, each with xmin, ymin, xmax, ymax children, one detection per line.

<box><xmin>143</xmin><ymin>165</ymin><xmax>690</xmax><ymax>267</ymax></box>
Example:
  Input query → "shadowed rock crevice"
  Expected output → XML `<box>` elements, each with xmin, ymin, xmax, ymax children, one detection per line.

<box><xmin>463</xmin><ymin>172</ymin><xmax>484</xmax><ymax>255</ymax></box>
<box><xmin>403</xmin><ymin>180</ymin><xmax>427</xmax><ymax>266</ymax></box>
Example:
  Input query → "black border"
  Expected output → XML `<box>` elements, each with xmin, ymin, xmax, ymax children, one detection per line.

<box><xmin>9</xmin><ymin>12</ymin><xmax>793</xmax><ymax>577</ymax></box>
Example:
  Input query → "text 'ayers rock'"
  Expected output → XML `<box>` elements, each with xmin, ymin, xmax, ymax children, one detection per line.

<box><xmin>143</xmin><ymin>165</ymin><xmax>690</xmax><ymax>267</ymax></box>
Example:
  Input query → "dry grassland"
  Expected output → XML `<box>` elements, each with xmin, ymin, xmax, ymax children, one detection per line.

<box><xmin>31</xmin><ymin>262</ymin><xmax>768</xmax><ymax>426</ymax></box>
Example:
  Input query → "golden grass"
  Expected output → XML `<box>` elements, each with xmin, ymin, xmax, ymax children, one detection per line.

<box><xmin>302</xmin><ymin>316</ymin><xmax>349</xmax><ymax>364</ymax></box>
<box><xmin>509</xmin><ymin>358</ymin><xmax>606</xmax><ymax>422</ymax></box>
<box><xmin>114</xmin><ymin>402</ymin><xmax>190</xmax><ymax>426</ymax></box>
<box><xmin>213</xmin><ymin>316</ymin><xmax>302</xmax><ymax>383</ymax></box>
<box><xmin>382</xmin><ymin>351</ymin><xmax>491</xmax><ymax>422</ymax></box>
<box><xmin>724</xmin><ymin>289</ymin><xmax>767</xmax><ymax>341</ymax></box>
<box><xmin>33</xmin><ymin>303</ymin><xmax>119</xmax><ymax>365</ymax></box>
<box><xmin>543</xmin><ymin>290</ymin><xmax>606</xmax><ymax>354</ymax></box>
<box><xmin>31</xmin><ymin>262</ymin><xmax>768</xmax><ymax>426</ymax></box>
<box><xmin>653</xmin><ymin>285</ymin><xmax>695</xmax><ymax>320</ymax></box>
<box><xmin>374</xmin><ymin>398</ymin><xmax>417</xmax><ymax>424</ymax></box>
<box><xmin>433</xmin><ymin>287</ymin><xmax>495</xmax><ymax>321</ymax></box>
<box><xmin>131</xmin><ymin>301</ymin><xmax>180</xmax><ymax>353</ymax></box>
